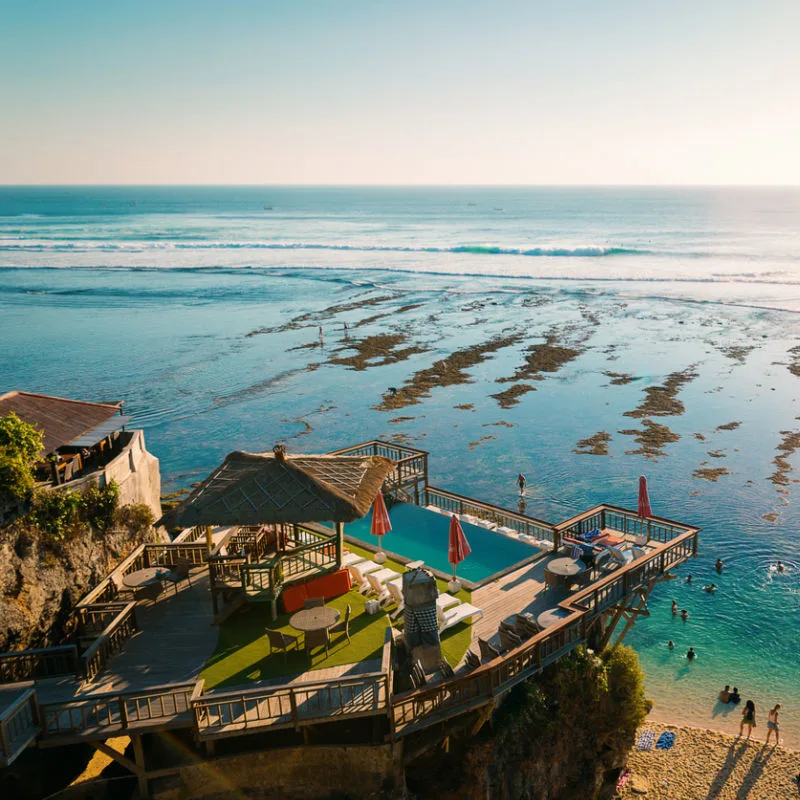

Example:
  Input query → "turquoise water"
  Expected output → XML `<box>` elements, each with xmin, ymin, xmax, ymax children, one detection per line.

<box><xmin>344</xmin><ymin>501</ymin><xmax>538</xmax><ymax>583</ymax></box>
<box><xmin>2</xmin><ymin>186</ymin><xmax>800</xmax><ymax>745</ymax></box>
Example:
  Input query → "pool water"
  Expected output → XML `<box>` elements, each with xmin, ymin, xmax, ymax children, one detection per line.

<box><xmin>344</xmin><ymin>502</ymin><xmax>539</xmax><ymax>583</ymax></box>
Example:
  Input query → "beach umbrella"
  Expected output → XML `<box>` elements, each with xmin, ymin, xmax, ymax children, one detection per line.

<box><xmin>371</xmin><ymin>492</ymin><xmax>392</xmax><ymax>563</ymax></box>
<box><xmin>638</xmin><ymin>475</ymin><xmax>653</xmax><ymax>518</ymax></box>
<box><xmin>447</xmin><ymin>515</ymin><xmax>472</xmax><ymax>592</ymax></box>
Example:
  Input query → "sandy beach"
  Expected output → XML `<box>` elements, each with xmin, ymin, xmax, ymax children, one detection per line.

<box><xmin>618</xmin><ymin>723</ymin><xmax>800</xmax><ymax>799</ymax></box>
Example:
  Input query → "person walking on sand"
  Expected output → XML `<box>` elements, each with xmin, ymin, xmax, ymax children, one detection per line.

<box><xmin>740</xmin><ymin>700</ymin><xmax>757</xmax><ymax>739</ymax></box>
<box><xmin>766</xmin><ymin>704</ymin><xmax>781</xmax><ymax>745</ymax></box>
<box><xmin>517</xmin><ymin>473</ymin><xmax>527</xmax><ymax>495</ymax></box>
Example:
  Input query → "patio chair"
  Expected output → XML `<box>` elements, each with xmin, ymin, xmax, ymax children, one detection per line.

<box><xmin>134</xmin><ymin>581</ymin><xmax>163</xmax><ymax>606</ymax></box>
<box><xmin>342</xmin><ymin>551</ymin><xmax>367</xmax><ymax>569</ymax></box>
<box><xmin>438</xmin><ymin>603</ymin><xmax>484</xmax><ymax>634</ymax></box>
<box><xmin>265</xmin><ymin>627</ymin><xmax>301</xmax><ymax>662</ymax></box>
<box><xmin>478</xmin><ymin>638</ymin><xmax>500</xmax><ymax>661</ymax></box>
<box><xmin>499</xmin><ymin>626</ymin><xmax>522</xmax><ymax>653</ymax></box>
<box><xmin>410</xmin><ymin>661</ymin><xmax>427</xmax><ymax>689</ymax></box>
<box><xmin>436</xmin><ymin>593</ymin><xmax>462</xmax><ymax>613</ymax></box>
<box><xmin>348</xmin><ymin>560</ymin><xmax>382</xmax><ymax>593</ymax></box>
<box><xmin>305</xmin><ymin>628</ymin><xmax>330</xmax><ymax>661</ymax></box>
<box><xmin>329</xmin><ymin>604</ymin><xmax>351</xmax><ymax>645</ymax></box>
<box><xmin>366</xmin><ymin>569</ymin><xmax>400</xmax><ymax>604</ymax></box>
<box><xmin>515</xmin><ymin>613</ymin><xmax>541</xmax><ymax>639</ymax></box>
<box><xmin>464</xmin><ymin>650</ymin><xmax>481</xmax><ymax>670</ymax></box>
<box><xmin>386</xmin><ymin>578</ymin><xmax>405</xmax><ymax>619</ymax></box>
<box><xmin>304</xmin><ymin>596</ymin><xmax>325</xmax><ymax>609</ymax></box>
<box><xmin>164</xmin><ymin>557</ymin><xmax>193</xmax><ymax>594</ymax></box>
<box><xmin>439</xmin><ymin>656</ymin><xmax>455</xmax><ymax>679</ymax></box>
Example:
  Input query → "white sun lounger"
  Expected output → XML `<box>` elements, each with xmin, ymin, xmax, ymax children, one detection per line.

<box><xmin>342</xmin><ymin>551</ymin><xmax>367</xmax><ymax>568</ymax></box>
<box><xmin>366</xmin><ymin>569</ymin><xmax>401</xmax><ymax>604</ymax></box>
<box><xmin>438</xmin><ymin>602</ymin><xmax>484</xmax><ymax>633</ymax></box>
<box><xmin>348</xmin><ymin>560</ymin><xmax>383</xmax><ymax>591</ymax></box>
<box><xmin>436</xmin><ymin>593</ymin><xmax>461</xmax><ymax>613</ymax></box>
<box><xmin>385</xmin><ymin>581</ymin><xmax>463</xmax><ymax>619</ymax></box>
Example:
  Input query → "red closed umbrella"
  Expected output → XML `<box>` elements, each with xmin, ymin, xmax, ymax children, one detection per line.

<box><xmin>448</xmin><ymin>515</ymin><xmax>472</xmax><ymax>588</ymax></box>
<box><xmin>638</xmin><ymin>475</ymin><xmax>652</xmax><ymax>518</ymax></box>
<box><xmin>371</xmin><ymin>492</ymin><xmax>392</xmax><ymax>562</ymax></box>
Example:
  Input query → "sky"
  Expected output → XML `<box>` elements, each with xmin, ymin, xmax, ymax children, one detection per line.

<box><xmin>1</xmin><ymin>0</ymin><xmax>799</xmax><ymax>185</ymax></box>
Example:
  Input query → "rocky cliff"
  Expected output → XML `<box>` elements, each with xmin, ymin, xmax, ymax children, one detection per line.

<box><xmin>405</xmin><ymin>646</ymin><xmax>648</xmax><ymax>800</ymax></box>
<box><xmin>0</xmin><ymin>517</ymin><xmax>166</xmax><ymax>652</ymax></box>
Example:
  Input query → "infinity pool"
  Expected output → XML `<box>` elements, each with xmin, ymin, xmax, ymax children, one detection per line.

<box><xmin>344</xmin><ymin>502</ymin><xmax>541</xmax><ymax>584</ymax></box>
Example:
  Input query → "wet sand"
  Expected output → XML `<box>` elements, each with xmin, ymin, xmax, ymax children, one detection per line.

<box><xmin>619</xmin><ymin>723</ymin><xmax>800</xmax><ymax>799</ymax></box>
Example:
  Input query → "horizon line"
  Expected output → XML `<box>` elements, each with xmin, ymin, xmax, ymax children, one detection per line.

<box><xmin>2</xmin><ymin>182</ymin><xmax>800</xmax><ymax>189</ymax></box>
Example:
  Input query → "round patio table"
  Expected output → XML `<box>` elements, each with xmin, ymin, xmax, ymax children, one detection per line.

<box><xmin>537</xmin><ymin>607</ymin><xmax>571</xmax><ymax>628</ymax></box>
<box><xmin>546</xmin><ymin>557</ymin><xmax>586</xmax><ymax>578</ymax></box>
<box><xmin>122</xmin><ymin>567</ymin><xmax>165</xmax><ymax>589</ymax></box>
<box><xmin>289</xmin><ymin>607</ymin><xmax>340</xmax><ymax>633</ymax></box>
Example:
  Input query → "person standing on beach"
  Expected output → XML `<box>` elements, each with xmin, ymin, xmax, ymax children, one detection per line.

<box><xmin>740</xmin><ymin>700</ymin><xmax>757</xmax><ymax>739</ymax></box>
<box><xmin>766</xmin><ymin>704</ymin><xmax>781</xmax><ymax>745</ymax></box>
<box><xmin>517</xmin><ymin>473</ymin><xmax>527</xmax><ymax>495</ymax></box>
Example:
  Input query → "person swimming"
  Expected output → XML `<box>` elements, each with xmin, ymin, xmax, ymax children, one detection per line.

<box><xmin>730</xmin><ymin>687</ymin><xmax>741</xmax><ymax>703</ymax></box>
<box><xmin>668</xmin><ymin>640</ymin><xmax>674</xmax><ymax>650</ymax></box>
<box><xmin>671</xmin><ymin>599</ymin><xmax>678</xmax><ymax>614</ymax></box>
<box><xmin>703</xmin><ymin>583</ymin><xmax>717</xmax><ymax>592</ymax></box>
<box><xmin>686</xmin><ymin>574</ymin><xmax>693</xmax><ymax>584</ymax></box>
<box><xmin>776</xmin><ymin>560</ymin><xmax>785</xmax><ymax>573</ymax></box>
<box><xmin>687</xmin><ymin>646</ymin><xmax>696</xmax><ymax>661</ymax></box>
<box><xmin>681</xmin><ymin>609</ymin><xmax>689</xmax><ymax>620</ymax></box>
<box><xmin>715</xmin><ymin>558</ymin><xmax>723</xmax><ymax>572</ymax></box>
<box><xmin>719</xmin><ymin>684</ymin><xmax>731</xmax><ymax>703</ymax></box>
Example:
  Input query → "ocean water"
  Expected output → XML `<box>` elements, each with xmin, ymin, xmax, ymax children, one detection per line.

<box><xmin>2</xmin><ymin>186</ymin><xmax>799</xmax><ymax>746</ymax></box>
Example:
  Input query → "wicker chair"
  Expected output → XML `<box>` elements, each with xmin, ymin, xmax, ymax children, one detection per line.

<box><xmin>305</xmin><ymin>628</ymin><xmax>330</xmax><ymax>660</ymax></box>
<box><xmin>439</xmin><ymin>656</ymin><xmax>455</xmax><ymax>679</ymax></box>
<box><xmin>303</xmin><ymin>596</ymin><xmax>325</xmax><ymax>609</ymax></box>
<box><xmin>515</xmin><ymin>613</ymin><xmax>541</xmax><ymax>639</ymax></box>
<box><xmin>478</xmin><ymin>638</ymin><xmax>500</xmax><ymax>662</ymax></box>
<box><xmin>135</xmin><ymin>581</ymin><xmax>163</xmax><ymax>606</ymax></box>
<box><xmin>499</xmin><ymin>626</ymin><xmax>522</xmax><ymax>653</ymax></box>
<box><xmin>329</xmin><ymin>604</ymin><xmax>351</xmax><ymax>645</ymax></box>
<box><xmin>164</xmin><ymin>557</ymin><xmax>193</xmax><ymax>594</ymax></box>
<box><xmin>265</xmin><ymin>627</ymin><xmax>300</xmax><ymax>662</ymax></box>
<box><xmin>464</xmin><ymin>650</ymin><xmax>481</xmax><ymax>670</ymax></box>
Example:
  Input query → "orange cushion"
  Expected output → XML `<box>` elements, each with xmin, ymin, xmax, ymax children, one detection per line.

<box><xmin>281</xmin><ymin>583</ymin><xmax>309</xmax><ymax>614</ymax></box>
<box><xmin>595</xmin><ymin>534</ymin><xmax>624</xmax><ymax>547</ymax></box>
<box><xmin>281</xmin><ymin>569</ymin><xmax>352</xmax><ymax>613</ymax></box>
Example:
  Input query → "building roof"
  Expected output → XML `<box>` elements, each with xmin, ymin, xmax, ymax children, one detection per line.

<box><xmin>167</xmin><ymin>447</ymin><xmax>396</xmax><ymax>527</ymax></box>
<box><xmin>0</xmin><ymin>391</ymin><xmax>124</xmax><ymax>456</ymax></box>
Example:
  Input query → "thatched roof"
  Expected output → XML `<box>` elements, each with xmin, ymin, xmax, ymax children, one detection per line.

<box><xmin>166</xmin><ymin>447</ymin><xmax>396</xmax><ymax>527</ymax></box>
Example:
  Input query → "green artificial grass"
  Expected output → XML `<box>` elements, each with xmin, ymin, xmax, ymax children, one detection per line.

<box><xmin>200</xmin><ymin>543</ymin><xmax>475</xmax><ymax>690</ymax></box>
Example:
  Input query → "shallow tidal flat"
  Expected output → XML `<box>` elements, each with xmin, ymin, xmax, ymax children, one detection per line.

<box><xmin>3</xmin><ymin>266</ymin><xmax>800</xmax><ymax>748</ymax></box>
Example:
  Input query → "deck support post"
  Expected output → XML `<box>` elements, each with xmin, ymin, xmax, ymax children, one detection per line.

<box><xmin>335</xmin><ymin>521</ymin><xmax>344</xmax><ymax>569</ymax></box>
<box><xmin>132</xmin><ymin>734</ymin><xmax>149</xmax><ymax>799</ymax></box>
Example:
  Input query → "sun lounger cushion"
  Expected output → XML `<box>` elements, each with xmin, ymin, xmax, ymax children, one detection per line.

<box><xmin>281</xmin><ymin>569</ymin><xmax>352</xmax><ymax>613</ymax></box>
<box><xmin>594</xmin><ymin>533</ymin><xmax>624</xmax><ymax>547</ymax></box>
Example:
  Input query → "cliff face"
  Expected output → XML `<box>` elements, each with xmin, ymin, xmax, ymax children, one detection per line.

<box><xmin>0</xmin><ymin>519</ymin><xmax>165</xmax><ymax>651</ymax></box>
<box><xmin>405</xmin><ymin>647</ymin><xmax>648</xmax><ymax>800</ymax></box>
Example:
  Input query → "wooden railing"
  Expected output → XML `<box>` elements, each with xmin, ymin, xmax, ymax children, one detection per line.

<box><xmin>81</xmin><ymin>602</ymin><xmax>138</xmax><ymax>682</ymax></box>
<box><xmin>193</xmin><ymin>671</ymin><xmax>390</xmax><ymax>740</ymax></box>
<box><xmin>0</xmin><ymin>645</ymin><xmax>81</xmax><ymax>684</ymax></box>
<box><xmin>329</xmin><ymin>439</ymin><xmax>428</xmax><ymax>463</ymax></box>
<box><xmin>557</xmin><ymin>504</ymin><xmax>694</xmax><ymax>546</ymax></box>
<box><xmin>38</xmin><ymin>681</ymin><xmax>197</xmax><ymax>740</ymax></box>
<box><xmin>390</xmin><ymin>527</ymin><xmax>699</xmax><ymax>736</ymax></box>
<box><xmin>0</xmin><ymin>686</ymin><xmax>39</xmax><ymax>767</ymax></box>
<box><xmin>424</xmin><ymin>486</ymin><xmax>556</xmax><ymax>544</ymax></box>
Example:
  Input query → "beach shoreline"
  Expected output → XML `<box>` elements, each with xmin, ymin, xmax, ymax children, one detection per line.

<box><xmin>620</xmin><ymin>722</ymin><xmax>800</xmax><ymax>799</ymax></box>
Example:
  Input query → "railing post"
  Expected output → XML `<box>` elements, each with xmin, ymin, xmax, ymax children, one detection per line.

<box><xmin>119</xmin><ymin>695</ymin><xmax>129</xmax><ymax>729</ymax></box>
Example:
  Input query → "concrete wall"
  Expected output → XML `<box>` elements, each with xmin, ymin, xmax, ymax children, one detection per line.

<box><xmin>154</xmin><ymin>743</ymin><xmax>405</xmax><ymax>800</ymax></box>
<box><xmin>60</xmin><ymin>429</ymin><xmax>162</xmax><ymax>521</ymax></box>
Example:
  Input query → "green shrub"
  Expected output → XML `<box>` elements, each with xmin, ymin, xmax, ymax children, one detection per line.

<box><xmin>28</xmin><ymin>490</ymin><xmax>81</xmax><ymax>541</ymax></box>
<box><xmin>114</xmin><ymin>503</ymin><xmax>154</xmax><ymax>535</ymax></box>
<box><xmin>602</xmin><ymin>644</ymin><xmax>649</xmax><ymax>735</ymax></box>
<box><xmin>0</xmin><ymin>412</ymin><xmax>43</xmax><ymax>463</ymax></box>
<box><xmin>79</xmin><ymin>481</ymin><xmax>119</xmax><ymax>532</ymax></box>
<box><xmin>0</xmin><ymin>450</ymin><xmax>35</xmax><ymax>506</ymax></box>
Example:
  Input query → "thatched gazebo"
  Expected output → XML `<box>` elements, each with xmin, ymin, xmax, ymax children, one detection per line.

<box><xmin>166</xmin><ymin>444</ymin><xmax>395</xmax><ymax>570</ymax></box>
